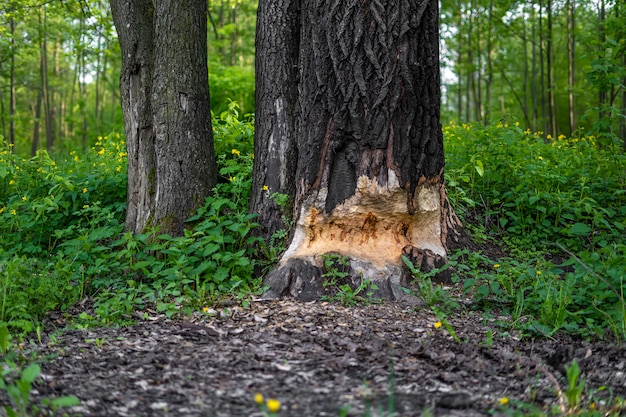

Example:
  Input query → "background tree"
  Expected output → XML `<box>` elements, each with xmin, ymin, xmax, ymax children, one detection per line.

<box><xmin>110</xmin><ymin>0</ymin><xmax>216</xmax><ymax>236</ymax></box>
<box><xmin>258</xmin><ymin>0</ymin><xmax>458</xmax><ymax>300</ymax></box>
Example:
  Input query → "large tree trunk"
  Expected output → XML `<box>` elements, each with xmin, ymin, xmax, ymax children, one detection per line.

<box><xmin>262</xmin><ymin>0</ymin><xmax>457</xmax><ymax>301</ymax></box>
<box><xmin>151</xmin><ymin>0</ymin><xmax>216</xmax><ymax>236</ymax></box>
<box><xmin>111</xmin><ymin>0</ymin><xmax>216</xmax><ymax>236</ymax></box>
<box><xmin>249</xmin><ymin>0</ymin><xmax>300</xmax><ymax>243</ymax></box>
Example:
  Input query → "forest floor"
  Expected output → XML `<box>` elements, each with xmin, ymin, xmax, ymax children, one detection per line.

<box><xmin>12</xmin><ymin>295</ymin><xmax>626</xmax><ymax>417</ymax></box>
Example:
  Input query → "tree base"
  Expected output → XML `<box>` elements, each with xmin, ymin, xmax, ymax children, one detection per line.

<box><xmin>261</xmin><ymin>255</ymin><xmax>422</xmax><ymax>304</ymax></box>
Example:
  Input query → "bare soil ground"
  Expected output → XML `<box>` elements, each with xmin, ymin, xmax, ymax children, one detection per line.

<box><xmin>7</xmin><ymin>298</ymin><xmax>626</xmax><ymax>417</ymax></box>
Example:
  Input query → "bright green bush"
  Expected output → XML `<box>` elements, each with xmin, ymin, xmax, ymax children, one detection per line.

<box><xmin>444</xmin><ymin>121</ymin><xmax>626</xmax><ymax>339</ymax></box>
<box><xmin>1</xmin><ymin>108</ymin><xmax>258</xmax><ymax>333</ymax></box>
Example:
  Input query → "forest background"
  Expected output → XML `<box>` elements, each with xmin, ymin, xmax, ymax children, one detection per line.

<box><xmin>0</xmin><ymin>0</ymin><xmax>625</xmax><ymax>347</ymax></box>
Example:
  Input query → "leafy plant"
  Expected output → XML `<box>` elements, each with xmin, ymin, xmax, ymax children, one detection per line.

<box><xmin>0</xmin><ymin>362</ymin><xmax>79</xmax><ymax>417</ymax></box>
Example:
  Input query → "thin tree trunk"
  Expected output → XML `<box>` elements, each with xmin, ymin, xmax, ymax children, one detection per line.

<box><xmin>465</xmin><ymin>5</ymin><xmax>472</xmax><ymax>122</ymax></box>
<box><xmin>475</xmin><ymin>5</ymin><xmax>483</xmax><ymax>123</ymax></box>
<box><xmin>521</xmin><ymin>3</ymin><xmax>529</xmax><ymax>127</ymax></box>
<box><xmin>484</xmin><ymin>0</ymin><xmax>494</xmax><ymax>125</ymax></box>
<box><xmin>539</xmin><ymin>0</ymin><xmax>547</xmax><ymax>135</ymax></box>
<box><xmin>598</xmin><ymin>0</ymin><xmax>606</xmax><ymax>128</ymax></box>
<box><xmin>9</xmin><ymin>16</ymin><xmax>16</xmax><ymax>149</ymax></box>
<box><xmin>31</xmin><ymin>89</ymin><xmax>43</xmax><ymax>156</ymax></box>
<box><xmin>531</xmin><ymin>4</ymin><xmax>538</xmax><ymax>131</ymax></box>
<box><xmin>0</xmin><ymin>89</ymin><xmax>5</xmax><ymax>140</ymax></box>
<box><xmin>546</xmin><ymin>0</ymin><xmax>557</xmax><ymax>138</ymax></box>
<box><xmin>567</xmin><ymin>0</ymin><xmax>576</xmax><ymax>135</ymax></box>
<box><xmin>456</xmin><ymin>2</ymin><xmax>463</xmax><ymax>121</ymax></box>
<box><xmin>95</xmin><ymin>27</ymin><xmax>102</xmax><ymax>131</ymax></box>
<box><xmin>230</xmin><ymin>7</ymin><xmax>237</xmax><ymax>66</ymax></box>
<box><xmin>39</xmin><ymin>8</ymin><xmax>56</xmax><ymax>151</ymax></box>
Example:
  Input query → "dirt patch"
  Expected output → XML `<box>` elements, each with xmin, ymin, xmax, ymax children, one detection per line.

<box><xmin>6</xmin><ymin>300</ymin><xmax>626</xmax><ymax>416</ymax></box>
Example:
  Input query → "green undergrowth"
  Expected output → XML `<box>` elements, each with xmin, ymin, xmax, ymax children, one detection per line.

<box><xmin>1</xmin><ymin>112</ymin><xmax>625</xmax><ymax>346</ymax></box>
<box><xmin>443</xmin><ymin>120</ymin><xmax>626</xmax><ymax>340</ymax></box>
<box><xmin>0</xmin><ymin>105</ymin><xmax>261</xmax><ymax>335</ymax></box>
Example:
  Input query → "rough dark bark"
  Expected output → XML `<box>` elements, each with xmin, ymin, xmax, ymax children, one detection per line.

<box><xmin>151</xmin><ymin>0</ymin><xmax>216</xmax><ymax>236</ymax></box>
<box><xmin>111</xmin><ymin>0</ymin><xmax>157</xmax><ymax>235</ymax></box>
<box><xmin>261</xmin><ymin>0</ymin><xmax>457</xmax><ymax>301</ymax></box>
<box><xmin>250</xmin><ymin>0</ymin><xmax>301</xmax><ymax>243</ymax></box>
<box><xmin>111</xmin><ymin>0</ymin><xmax>216</xmax><ymax>236</ymax></box>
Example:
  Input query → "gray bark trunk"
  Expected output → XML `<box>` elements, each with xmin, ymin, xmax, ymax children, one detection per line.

<box><xmin>111</xmin><ymin>0</ymin><xmax>216</xmax><ymax>236</ymax></box>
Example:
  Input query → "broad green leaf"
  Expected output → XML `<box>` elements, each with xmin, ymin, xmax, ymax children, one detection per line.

<box><xmin>569</xmin><ymin>223</ymin><xmax>592</xmax><ymax>236</ymax></box>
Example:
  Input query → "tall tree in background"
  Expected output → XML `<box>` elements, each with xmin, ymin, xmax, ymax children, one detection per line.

<box><xmin>567</xmin><ymin>0</ymin><xmax>576</xmax><ymax>135</ymax></box>
<box><xmin>256</xmin><ymin>0</ymin><xmax>458</xmax><ymax>300</ymax></box>
<box><xmin>111</xmin><ymin>0</ymin><xmax>217</xmax><ymax>236</ymax></box>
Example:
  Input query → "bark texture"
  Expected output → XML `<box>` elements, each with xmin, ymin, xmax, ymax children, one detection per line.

<box><xmin>111</xmin><ymin>0</ymin><xmax>156</xmax><ymax>235</ymax></box>
<box><xmin>250</xmin><ymin>0</ymin><xmax>301</xmax><ymax>241</ymax></box>
<box><xmin>262</xmin><ymin>0</ymin><xmax>455</xmax><ymax>300</ymax></box>
<box><xmin>152</xmin><ymin>0</ymin><xmax>216</xmax><ymax>236</ymax></box>
<box><xmin>111</xmin><ymin>0</ymin><xmax>216</xmax><ymax>236</ymax></box>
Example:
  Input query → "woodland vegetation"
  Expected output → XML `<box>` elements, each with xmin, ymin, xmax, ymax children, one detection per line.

<box><xmin>0</xmin><ymin>1</ymin><xmax>625</xmax><ymax>415</ymax></box>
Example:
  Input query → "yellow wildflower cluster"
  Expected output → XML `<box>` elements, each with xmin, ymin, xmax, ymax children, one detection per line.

<box><xmin>254</xmin><ymin>393</ymin><xmax>281</xmax><ymax>413</ymax></box>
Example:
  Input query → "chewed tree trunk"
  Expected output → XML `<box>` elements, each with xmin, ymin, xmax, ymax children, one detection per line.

<box><xmin>262</xmin><ymin>0</ymin><xmax>458</xmax><ymax>301</ymax></box>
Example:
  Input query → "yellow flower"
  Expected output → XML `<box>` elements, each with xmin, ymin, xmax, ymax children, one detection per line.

<box><xmin>9</xmin><ymin>143</ymin><xmax>14</xmax><ymax>147</ymax></box>
<box><xmin>11</xmin><ymin>209</ymin><xmax>16</xmax><ymax>215</ymax></box>
<box><xmin>74</xmin><ymin>155</ymin><xmax>79</xmax><ymax>162</ymax></box>
<box><xmin>262</xmin><ymin>185</ymin><xmax>269</xmax><ymax>191</ymax></box>
<box><xmin>254</xmin><ymin>393</ymin><xmax>264</xmax><ymax>405</ymax></box>
<box><xmin>538</xmin><ymin>156</ymin><xmax>543</xmax><ymax>160</ymax></box>
<box><xmin>9</xmin><ymin>179</ymin><xmax>15</xmax><ymax>185</ymax></box>
<box><xmin>116</xmin><ymin>133</ymin><xmax>121</xmax><ymax>139</ymax></box>
<box><xmin>83</xmin><ymin>205</ymin><xmax>90</xmax><ymax>209</ymax></box>
<box><xmin>229</xmin><ymin>176</ymin><xmax>236</xmax><ymax>182</ymax></box>
<box><xmin>547</xmin><ymin>134</ymin><xmax>553</xmax><ymax>140</ymax></box>
<box><xmin>434</xmin><ymin>321</ymin><xmax>442</xmax><ymax>329</ymax></box>
<box><xmin>98</xmin><ymin>148</ymin><xmax>105</xmax><ymax>155</ymax></box>
<box><xmin>98</xmin><ymin>136</ymin><xmax>103</xmax><ymax>141</ymax></box>
<box><xmin>494</xmin><ymin>264</ymin><xmax>500</xmax><ymax>269</ymax></box>
<box><xmin>22</xmin><ymin>196</ymin><xmax>27</xmax><ymax>201</ymax></box>
<box><xmin>536</xmin><ymin>270</ymin><xmax>542</xmax><ymax>275</ymax></box>
<box><xmin>0</xmin><ymin>207</ymin><xmax>4</xmax><ymax>214</ymax></box>
<box><xmin>116</xmin><ymin>166</ymin><xmax>122</xmax><ymax>172</ymax></box>
<box><xmin>202</xmin><ymin>307</ymin><xmax>210</xmax><ymax>313</ymax></box>
<box><xmin>231</xmin><ymin>149</ymin><xmax>240</xmax><ymax>156</ymax></box>
<box><xmin>266</xmin><ymin>398</ymin><xmax>281</xmax><ymax>413</ymax></box>
<box><xmin>83</xmin><ymin>188</ymin><xmax>88</xmax><ymax>193</ymax></box>
<box><xmin>499</xmin><ymin>397</ymin><xmax>509</xmax><ymax>406</ymax></box>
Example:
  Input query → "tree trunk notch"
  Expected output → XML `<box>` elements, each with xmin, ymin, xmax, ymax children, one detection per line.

<box><xmin>262</xmin><ymin>0</ymin><xmax>453</xmax><ymax>301</ymax></box>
